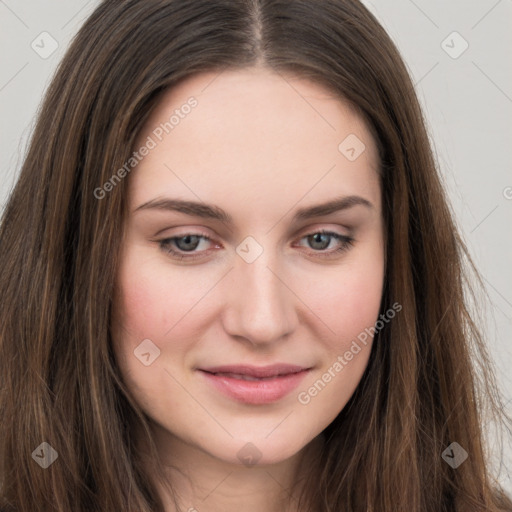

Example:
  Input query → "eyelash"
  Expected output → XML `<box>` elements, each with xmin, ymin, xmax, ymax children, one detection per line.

<box><xmin>154</xmin><ymin>229</ymin><xmax>354</xmax><ymax>261</ymax></box>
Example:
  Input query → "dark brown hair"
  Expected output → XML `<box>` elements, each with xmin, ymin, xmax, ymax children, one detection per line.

<box><xmin>0</xmin><ymin>0</ymin><xmax>510</xmax><ymax>510</ymax></box>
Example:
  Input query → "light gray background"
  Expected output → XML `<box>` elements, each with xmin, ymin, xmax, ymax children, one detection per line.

<box><xmin>1</xmin><ymin>0</ymin><xmax>511</xmax><ymax>494</ymax></box>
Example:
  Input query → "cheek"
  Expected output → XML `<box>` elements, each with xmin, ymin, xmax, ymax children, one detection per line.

<box><xmin>294</xmin><ymin>258</ymin><xmax>383</xmax><ymax>421</ymax></box>
<box><xmin>113</xmin><ymin>271</ymin><xmax>164</xmax><ymax>347</ymax></box>
<box><xmin>110</xmin><ymin>254</ymin><xmax>191</xmax><ymax>406</ymax></box>
<box><xmin>110</xmin><ymin>258</ymin><xmax>172</xmax><ymax>388</ymax></box>
<box><xmin>300</xmin><ymin>256</ymin><xmax>384</xmax><ymax>349</ymax></box>
<box><xmin>113</xmin><ymin>248</ymin><xmax>201</xmax><ymax>343</ymax></box>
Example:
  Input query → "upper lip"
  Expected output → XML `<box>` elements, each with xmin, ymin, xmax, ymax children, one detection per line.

<box><xmin>198</xmin><ymin>364</ymin><xmax>310</xmax><ymax>378</ymax></box>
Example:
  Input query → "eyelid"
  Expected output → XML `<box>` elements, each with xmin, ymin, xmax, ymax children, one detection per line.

<box><xmin>153</xmin><ymin>224</ymin><xmax>352</xmax><ymax>246</ymax></box>
<box><xmin>294</xmin><ymin>222</ymin><xmax>352</xmax><ymax>239</ymax></box>
<box><xmin>155</xmin><ymin>223</ymin><xmax>352</xmax><ymax>242</ymax></box>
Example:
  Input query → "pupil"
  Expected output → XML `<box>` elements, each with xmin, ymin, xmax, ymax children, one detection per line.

<box><xmin>178</xmin><ymin>235</ymin><xmax>199</xmax><ymax>251</ymax></box>
<box><xmin>310</xmin><ymin>233</ymin><xmax>329</xmax><ymax>250</ymax></box>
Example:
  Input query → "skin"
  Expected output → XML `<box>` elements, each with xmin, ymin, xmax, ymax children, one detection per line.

<box><xmin>111</xmin><ymin>66</ymin><xmax>384</xmax><ymax>512</ymax></box>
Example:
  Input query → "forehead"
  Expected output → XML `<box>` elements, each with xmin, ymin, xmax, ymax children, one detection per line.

<box><xmin>129</xmin><ymin>67</ymin><xmax>380</xmax><ymax>215</ymax></box>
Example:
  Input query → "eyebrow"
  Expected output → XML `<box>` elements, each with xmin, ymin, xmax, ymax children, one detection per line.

<box><xmin>133</xmin><ymin>195</ymin><xmax>373</xmax><ymax>223</ymax></box>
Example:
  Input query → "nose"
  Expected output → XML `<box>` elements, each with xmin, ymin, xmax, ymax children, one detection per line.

<box><xmin>220</xmin><ymin>248</ymin><xmax>297</xmax><ymax>347</ymax></box>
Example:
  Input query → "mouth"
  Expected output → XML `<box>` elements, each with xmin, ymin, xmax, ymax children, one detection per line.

<box><xmin>197</xmin><ymin>364</ymin><xmax>311</xmax><ymax>404</ymax></box>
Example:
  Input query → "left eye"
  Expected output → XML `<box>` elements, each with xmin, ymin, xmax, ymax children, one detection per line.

<box><xmin>156</xmin><ymin>230</ymin><xmax>354</xmax><ymax>260</ymax></box>
<box><xmin>165</xmin><ymin>234</ymin><xmax>210</xmax><ymax>252</ymax></box>
<box><xmin>296</xmin><ymin>231</ymin><xmax>348</xmax><ymax>251</ymax></box>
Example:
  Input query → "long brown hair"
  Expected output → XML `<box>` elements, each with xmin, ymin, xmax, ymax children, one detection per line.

<box><xmin>0</xmin><ymin>0</ymin><xmax>510</xmax><ymax>510</ymax></box>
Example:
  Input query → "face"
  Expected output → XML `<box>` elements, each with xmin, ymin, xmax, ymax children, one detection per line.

<box><xmin>111</xmin><ymin>67</ymin><xmax>384</xmax><ymax>468</ymax></box>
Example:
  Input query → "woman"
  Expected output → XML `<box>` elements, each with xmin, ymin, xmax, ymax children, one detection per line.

<box><xmin>0</xmin><ymin>0</ymin><xmax>510</xmax><ymax>511</ymax></box>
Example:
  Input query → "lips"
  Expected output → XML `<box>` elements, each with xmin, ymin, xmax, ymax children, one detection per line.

<box><xmin>200</xmin><ymin>363</ymin><xmax>307</xmax><ymax>378</ymax></box>
<box><xmin>197</xmin><ymin>364</ymin><xmax>311</xmax><ymax>404</ymax></box>
<box><xmin>213</xmin><ymin>372</ymin><xmax>275</xmax><ymax>381</ymax></box>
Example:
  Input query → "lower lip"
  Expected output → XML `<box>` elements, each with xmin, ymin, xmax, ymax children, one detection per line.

<box><xmin>198</xmin><ymin>370</ymin><xmax>310</xmax><ymax>405</ymax></box>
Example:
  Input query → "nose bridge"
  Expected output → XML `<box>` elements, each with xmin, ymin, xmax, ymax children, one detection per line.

<box><xmin>222</xmin><ymin>238</ymin><xmax>296</xmax><ymax>344</ymax></box>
